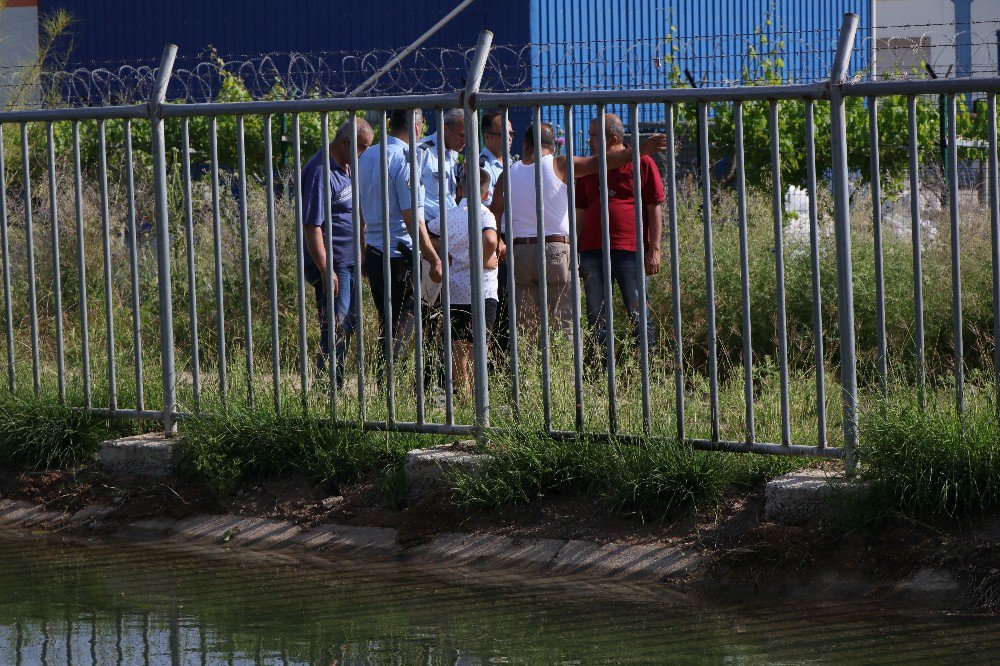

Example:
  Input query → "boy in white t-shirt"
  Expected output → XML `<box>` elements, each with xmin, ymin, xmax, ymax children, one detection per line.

<box><xmin>426</xmin><ymin>169</ymin><xmax>501</xmax><ymax>394</ymax></box>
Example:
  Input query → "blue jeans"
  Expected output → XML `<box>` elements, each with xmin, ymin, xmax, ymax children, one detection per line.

<box><xmin>308</xmin><ymin>263</ymin><xmax>358</xmax><ymax>387</ymax></box>
<box><xmin>579</xmin><ymin>250</ymin><xmax>655</xmax><ymax>364</ymax></box>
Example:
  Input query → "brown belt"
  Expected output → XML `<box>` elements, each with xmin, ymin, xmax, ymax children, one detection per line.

<box><xmin>512</xmin><ymin>235</ymin><xmax>570</xmax><ymax>245</ymax></box>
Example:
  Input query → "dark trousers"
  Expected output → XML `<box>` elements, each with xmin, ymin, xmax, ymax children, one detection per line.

<box><xmin>306</xmin><ymin>262</ymin><xmax>357</xmax><ymax>388</ymax></box>
<box><xmin>364</xmin><ymin>245</ymin><xmax>414</xmax><ymax>370</ymax></box>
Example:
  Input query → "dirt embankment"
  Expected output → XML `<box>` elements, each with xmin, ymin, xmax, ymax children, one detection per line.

<box><xmin>2</xmin><ymin>463</ymin><xmax>999</xmax><ymax>611</ymax></box>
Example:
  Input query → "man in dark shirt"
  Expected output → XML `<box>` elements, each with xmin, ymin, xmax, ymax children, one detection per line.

<box><xmin>575</xmin><ymin>113</ymin><xmax>664</xmax><ymax>365</ymax></box>
<box><xmin>302</xmin><ymin>117</ymin><xmax>374</xmax><ymax>386</ymax></box>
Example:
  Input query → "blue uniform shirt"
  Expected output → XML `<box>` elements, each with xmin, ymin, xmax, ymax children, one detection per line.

<box><xmin>358</xmin><ymin>135</ymin><xmax>423</xmax><ymax>258</ymax></box>
<box><xmin>301</xmin><ymin>148</ymin><xmax>355</xmax><ymax>269</ymax></box>
<box><xmin>416</xmin><ymin>132</ymin><xmax>458</xmax><ymax>223</ymax></box>
<box><xmin>479</xmin><ymin>146</ymin><xmax>504</xmax><ymax>206</ymax></box>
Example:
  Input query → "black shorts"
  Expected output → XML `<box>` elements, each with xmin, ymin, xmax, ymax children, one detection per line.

<box><xmin>450</xmin><ymin>299</ymin><xmax>498</xmax><ymax>343</ymax></box>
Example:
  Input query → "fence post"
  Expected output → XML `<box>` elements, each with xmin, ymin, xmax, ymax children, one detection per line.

<box><xmin>829</xmin><ymin>14</ymin><xmax>859</xmax><ymax>472</ymax></box>
<box><xmin>463</xmin><ymin>30</ymin><xmax>494</xmax><ymax>436</ymax></box>
<box><xmin>150</xmin><ymin>44</ymin><xmax>179</xmax><ymax>436</ymax></box>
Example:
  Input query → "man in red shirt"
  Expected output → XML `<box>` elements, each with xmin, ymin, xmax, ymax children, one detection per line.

<box><xmin>575</xmin><ymin>113</ymin><xmax>665</xmax><ymax>365</ymax></box>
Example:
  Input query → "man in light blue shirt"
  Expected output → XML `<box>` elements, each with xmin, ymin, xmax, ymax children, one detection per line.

<box><xmin>416</xmin><ymin>108</ymin><xmax>464</xmax><ymax>221</ymax></box>
<box><xmin>358</xmin><ymin>108</ymin><xmax>442</xmax><ymax>367</ymax></box>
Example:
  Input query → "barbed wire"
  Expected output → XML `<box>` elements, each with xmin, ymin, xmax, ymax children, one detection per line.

<box><xmin>0</xmin><ymin>20</ymin><xmax>994</xmax><ymax>107</ymax></box>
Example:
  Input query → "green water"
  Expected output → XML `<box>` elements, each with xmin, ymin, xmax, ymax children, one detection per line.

<box><xmin>1</xmin><ymin>531</ymin><xmax>998</xmax><ymax>664</ymax></box>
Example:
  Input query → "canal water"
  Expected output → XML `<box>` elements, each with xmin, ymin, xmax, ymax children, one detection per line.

<box><xmin>1</xmin><ymin>530</ymin><xmax>998</xmax><ymax>664</ymax></box>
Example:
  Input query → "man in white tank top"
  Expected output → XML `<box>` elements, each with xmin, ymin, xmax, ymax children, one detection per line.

<box><xmin>488</xmin><ymin>123</ymin><xmax>666</xmax><ymax>335</ymax></box>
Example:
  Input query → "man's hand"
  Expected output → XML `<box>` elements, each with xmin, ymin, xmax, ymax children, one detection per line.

<box><xmin>645</xmin><ymin>249</ymin><xmax>661</xmax><ymax>276</ymax></box>
<box><xmin>639</xmin><ymin>133</ymin><xmax>668</xmax><ymax>156</ymax></box>
<box><xmin>497</xmin><ymin>238</ymin><xmax>507</xmax><ymax>264</ymax></box>
<box><xmin>322</xmin><ymin>271</ymin><xmax>340</xmax><ymax>297</ymax></box>
<box><xmin>428</xmin><ymin>256</ymin><xmax>443</xmax><ymax>283</ymax></box>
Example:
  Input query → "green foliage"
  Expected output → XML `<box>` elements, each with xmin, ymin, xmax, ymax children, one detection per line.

<box><xmin>178</xmin><ymin>409</ymin><xmax>424</xmax><ymax>496</ymax></box>
<box><xmin>860</xmin><ymin>401</ymin><xmax>1000</xmax><ymax>517</ymax></box>
<box><xmin>451</xmin><ymin>428</ymin><xmax>802</xmax><ymax>520</ymax></box>
<box><xmin>0</xmin><ymin>391</ymin><xmax>111</xmax><ymax>470</ymax></box>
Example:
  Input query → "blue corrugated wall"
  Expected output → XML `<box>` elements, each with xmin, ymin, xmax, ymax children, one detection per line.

<box><xmin>531</xmin><ymin>0</ymin><xmax>872</xmax><ymax>151</ymax></box>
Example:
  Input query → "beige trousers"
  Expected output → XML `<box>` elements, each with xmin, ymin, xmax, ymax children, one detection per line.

<box><xmin>511</xmin><ymin>241</ymin><xmax>574</xmax><ymax>332</ymax></box>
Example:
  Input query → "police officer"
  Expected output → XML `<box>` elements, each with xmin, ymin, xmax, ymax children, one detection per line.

<box><xmin>480</xmin><ymin>110</ymin><xmax>514</xmax><ymax>361</ymax></box>
<box><xmin>417</xmin><ymin>108</ymin><xmax>465</xmax><ymax>221</ymax></box>
<box><xmin>358</xmin><ymin>108</ymin><xmax>442</xmax><ymax>369</ymax></box>
<box><xmin>479</xmin><ymin>110</ymin><xmax>513</xmax><ymax>204</ymax></box>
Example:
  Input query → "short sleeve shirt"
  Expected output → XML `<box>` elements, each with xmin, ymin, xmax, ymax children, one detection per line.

<box><xmin>301</xmin><ymin>148</ymin><xmax>356</xmax><ymax>269</ymax></box>
<box><xmin>358</xmin><ymin>136</ymin><xmax>424</xmax><ymax>257</ymax></box>
<box><xmin>426</xmin><ymin>200</ymin><xmax>499</xmax><ymax>304</ymax></box>
<box><xmin>479</xmin><ymin>147</ymin><xmax>504</xmax><ymax>206</ymax></box>
<box><xmin>575</xmin><ymin>154</ymin><xmax>665</xmax><ymax>253</ymax></box>
<box><xmin>416</xmin><ymin>132</ymin><xmax>458</xmax><ymax>223</ymax></box>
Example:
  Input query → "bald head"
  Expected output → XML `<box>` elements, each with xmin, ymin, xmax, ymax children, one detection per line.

<box><xmin>332</xmin><ymin>116</ymin><xmax>375</xmax><ymax>165</ymax></box>
<box><xmin>587</xmin><ymin>113</ymin><xmax>625</xmax><ymax>154</ymax></box>
<box><xmin>334</xmin><ymin>117</ymin><xmax>374</xmax><ymax>144</ymax></box>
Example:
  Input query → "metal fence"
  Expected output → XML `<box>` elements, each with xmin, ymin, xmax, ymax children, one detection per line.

<box><xmin>2</xmin><ymin>12</ymin><xmax>1000</xmax><ymax>467</ymax></box>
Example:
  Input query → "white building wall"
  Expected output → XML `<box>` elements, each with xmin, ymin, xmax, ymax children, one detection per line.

<box><xmin>876</xmin><ymin>0</ymin><xmax>1000</xmax><ymax>77</ymax></box>
<box><xmin>0</xmin><ymin>4</ymin><xmax>39</xmax><ymax>107</ymax></box>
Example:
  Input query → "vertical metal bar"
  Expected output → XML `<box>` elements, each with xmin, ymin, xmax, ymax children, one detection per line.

<box><xmin>564</xmin><ymin>105</ymin><xmax>585</xmax><ymax>432</ymax></box>
<box><xmin>947</xmin><ymin>93</ymin><xmax>964</xmax><ymax>415</ymax></box>
<box><xmin>181</xmin><ymin>117</ymin><xmax>201</xmax><ymax>412</ymax></box>
<box><xmin>407</xmin><ymin>109</ymin><xmax>425</xmax><ymax>424</ymax></box>
<box><xmin>698</xmin><ymin>102</ymin><xmax>719</xmax><ymax>442</ymax></box>
<box><xmin>806</xmin><ymin>101</ymin><xmax>827</xmax><ymax>449</ymax></box>
<box><xmin>629</xmin><ymin>105</ymin><xmax>652</xmax><ymax>434</ymax></box>
<box><xmin>830</xmin><ymin>13</ymin><xmax>860</xmax><ymax>470</ymax></box>
<box><xmin>209</xmin><ymin>117</ymin><xmax>227</xmax><ymax>408</ymax></box>
<box><xmin>378</xmin><ymin>110</ymin><xmax>395</xmax><ymax>423</ymax></box>
<box><xmin>988</xmin><ymin>94</ymin><xmax>1000</xmax><ymax>415</ymax></box>
<box><xmin>123</xmin><ymin>119</ymin><xmax>144</xmax><ymax>412</ymax></box>
<box><xmin>436</xmin><ymin>107</ymin><xmax>455</xmax><ymax>425</ymax></box>
<box><xmin>908</xmin><ymin>95</ymin><xmax>926</xmax><ymax>409</ymax></box>
<box><xmin>263</xmin><ymin>115</ymin><xmax>281</xmax><ymax>413</ymax></box>
<box><xmin>236</xmin><ymin>115</ymin><xmax>255</xmax><ymax>410</ymax></box>
<box><xmin>97</xmin><ymin>120</ymin><xmax>117</xmax><ymax>410</ymax></box>
<box><xmin>348</xmin><ymin>114</ymin><xmax>366</xmax><ymax>423</ymax></box>
<box><xmin>321</xmin><ymin>113</ymin><xmax>338</xmax><ymax>418</ymax></box>
<box><xmin>734</xmin><ymin>102</ymin><xmax>755</xmax><ymax>444</ymax></box>
<box><xmin>500</xmin><ymin>106</ymin><xmax>520</xmax><ymax>421</ymax></box>
<box><xmin>46</xmin><ymin>122</ymin><xmax>65</xmax><ymax>403</ymax></box>
<box><xmin>22</xmin><ymin>122</ymin><xmax>40</xmax><ymax>395</ymax></box>
<box><xmin>463</xmin><ymin>30</ymin><xmax>493</xmax><ymax>432</ymax></box>
<box><xmin>596</xmin><ymin>107</ymin><xmax>618</xmax><ymax>434</ymax></box>
<box><xmin>768</xmin><ymin>101</ymin><xmax>791</xmax><ymax>447</ymax></box>
<box><xmin>71</xmin><ymin>121</ymin><xmax>93</xmax><ymax>409</ymax></box>
<box><xmin>0</xmin><ymin>125</ymin><xmax>13</xmax><ymax>393</ymax></box>
<box><xmin>869</xmin><ymin>96</ymin><xmax>888</xmax><ymax>401</ymax></box>
<box><xmin>292</xmin><ymin>114</ymin><xmax>310</xmax><ymax>411</ymax></box>
<box><xmin>665</xmin><ymin>103</ymin><xmax>684</xmax><ymax>442</ymax></box>
<box><xmin>150</xmin><ymin>44</ymin><xmax>178</xmax><ymax>435</ymax></box>
<box><xmin>532</xmin><ymin>106</ymin><xmax>552</xmax><ymax>431</ymax></box>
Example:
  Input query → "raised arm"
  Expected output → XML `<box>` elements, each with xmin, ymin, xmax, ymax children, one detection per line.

<box><xmin>553</xmin><ymin>133</ymin><xmax>668</xmax><ymax>182</ymax></box>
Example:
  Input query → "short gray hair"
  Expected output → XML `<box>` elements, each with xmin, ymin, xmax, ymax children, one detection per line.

<box><xmin>442</xmin><ymin>108</ymin><xmax>465</xmax><ymax>128</ymax></box>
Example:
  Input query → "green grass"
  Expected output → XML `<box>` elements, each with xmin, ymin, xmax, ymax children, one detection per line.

<box><xmin>177</xmin><ymin>407</ymin><xmax>442</xmax><ymax>496</ymax></box>
<box><xmin>860</xmin><ymin>397</ymin><xmax>1000</xmax><ymax>517</ymax></box>
<box><xmin>451</xmin><ymin>426</ymin><xmax>804</xmax><ymax>520</ymax></box>
<box><xmin>0</xmin><ymin>390</ymin><xmax>114</xmax><ymax>470</ymax></box>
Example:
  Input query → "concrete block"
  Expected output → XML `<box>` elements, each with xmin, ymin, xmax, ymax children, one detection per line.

<box><xmin>168</xmin><ymin>513</ymin><xmax>301</xmax><ymax>547</ymax></box>
<box><xmin>765</xmin><ymin>468</ymin><xmax>872</xmax><ymax>525</ymax></box>
<box><xmin>99</xmin><ymin>432</ymin><xmax>181</xmax><ymax>479</ymax></box>
<box><xmin>404</xmin><ymin>443</ymin><xmax>492</xmax><ymax>505</ymax></box>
